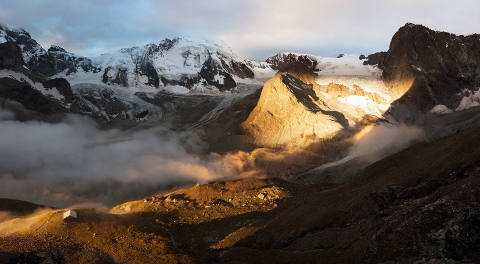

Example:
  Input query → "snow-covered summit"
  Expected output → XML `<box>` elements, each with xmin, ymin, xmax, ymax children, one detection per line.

<box><xmin>0</xmin><ymin>25</ymin><xmax>274</xmax><ymax>94</ymax></box>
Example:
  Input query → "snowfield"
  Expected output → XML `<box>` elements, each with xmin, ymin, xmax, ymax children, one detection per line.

<box><xmin>51</xmin><ymin>37</ymin><xmax>275</xmax><ymax>94</ymax></box>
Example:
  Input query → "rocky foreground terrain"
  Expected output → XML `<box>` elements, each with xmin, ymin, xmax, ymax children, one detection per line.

<box><xmin>1</xmin><ymin>23</ymin><xmax>480</xmax><ymax>263</ymax></box>
<box><xmin>1</xmin><ymin>123</ymin><xmax>480</xmax><ymax>263</ymax></box>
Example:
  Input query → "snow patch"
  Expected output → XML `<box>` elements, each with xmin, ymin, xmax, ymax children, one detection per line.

<box><xmin>429</xmin><ymin>104</ymin><xmax>453</xmax><ymax>114</ymax></box>
<box><xmin>295</xmin><ymin>53</ymin><xmax>382</xmax><ymax>77</ymax></box>
<box><xmin>164</xmin><ymin>85</ymin><xmax>190</xmax><ymax>94</ymax></box>
<box><xmin>214</xmin><ymin>74</ymin><xmax>224</xmax><ymax>84</ymax></box>
<box><xmin>456</xmin><ymin>89</ymin><xmax>480</xmax><ymax>111</ymax></box>
<box><xmin>337</xmin><ymin>95</ymin><xmax>388</xmax><ymax>117</ymax></box>
<box><xmin>0</xmin><ymin>70</ymin><xmax>65</xmax><ymax>101</ymax></box>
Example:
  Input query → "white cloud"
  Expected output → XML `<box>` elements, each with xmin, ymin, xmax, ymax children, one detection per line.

<box><xmin>0</xmin><ymin>113</ymin><xmax>257</xmax><ymax>207</ymax></box>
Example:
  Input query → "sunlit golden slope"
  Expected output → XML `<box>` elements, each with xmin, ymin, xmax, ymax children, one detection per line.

<box><xmin>240</xmin><ymin>72</ymin><xmax>345</xmax><ymax>148</ymax></box>
<box><xmin>240</xmin><ymin>58</ymin><xmax>412</xmax><ymax>149</ymax></box>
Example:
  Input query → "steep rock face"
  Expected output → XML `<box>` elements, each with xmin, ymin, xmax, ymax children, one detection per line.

<box><xmin>0</xmin><ymin>78</ymin><xmax>67</xmax><ymax>118</ymax></box>
<box><xmin>266</xmin><ymin>53</ymin><xmax>318</xmax><ymax>73</ymax></box>
<box><xmin>102</xmin><ymin>66</ymin><xmax>129</xmax><ymax>87</ymax></box>
<box><xmin>242</xmin><ymin>54</ymin><xmax>394</xmax><ymax>149</ymax></box>
<box><xmin>0</xmin><ymin>26</ymin><xmax>54</xmax><ymax>75</ymax></box>
<box><xmin>382</xmin><ymin>23</ymin><xmax>480</xmax><ymax>122</ymax></box>
<box><xmin>0</xmin><ymin>42</ymin><xmax>25</xmax><ymax>71</ymax></box>
<box><xmin>240</xmin><ymin>72</ymin><xmax>349</xmax><ymax>148</ymax></box>
<box><xmin>47</xmin><ymin>45</ymin><xmax>101</xmax><ymax>76</ymax></box>
<box><xmin>0</xmin><ymin>41</ymin><xmax>72</xmax><ymax>120</ymax></box>
<box><xmin>360</xmin><ymin>51</ymin><xmax>387</xmax><ymax>69</ymax></box>
<box><xmin>221</xmin><ymin>59</ymin><xmax>255</xmax><ymax>79</ymax></box>
<box><xmin>44</xmin><ymin>78</ymin><xmax>74</xmax><ymax>103</ymax></box>
<box><xmin>200</xmin><ymin>55</ymin><xmax>236</xmax><ymax>91</ymax></box>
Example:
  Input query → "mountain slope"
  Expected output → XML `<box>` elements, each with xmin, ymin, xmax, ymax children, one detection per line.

<box><xmin>241</xmin><ymin>53</ymin><xmax>393</xmax><ymax>149</ymax></box>
<box><xmin>237</xmin><ymin>23</ymin><xmax>480</xmax><ymax>183</ymax></box>
<box><xmin>0</xmin><ymin>25</ymin><xmax>274</xmax><ymax>93</ymax></box>
<box><xmin>0</xmin><ymin>40</ymin><xmax>165</xmax><ymax>127</ymax></box>
<box><xmin>215</xmin><ymin>124</ymin><xmax>480</xmax><ymax>263</ymax></box>
<box><xmin>2</xmin><ymin>124</ymin><xmax>480</xmax><ymax>263</ymax></box>
<box><xmin>0</xmin><ymin>25</ymin><xmax>276</xmax><ymax>129</ymax></box>
<box><xmin>382</xmin><ymin>23</ymin><xmax>480</xmax><ymax>122</ymax></box>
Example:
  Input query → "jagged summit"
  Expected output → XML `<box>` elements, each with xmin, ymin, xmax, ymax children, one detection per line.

<box><xmin>242</xmin><ymin>53</ymin><xmax>391</xmax><ymax>148</ymax></box>
<box><xmin>48</xmin><ymin>45</ymin><xmax>69</xmax><ymax>53</ymax></box>
<box><xmin>382</xmin><ymin>22</ymin><xmax>480</xmax><ymax>122</ymax></box>
<box><xmin>0</xmin><ymin>25</ymin><xmax>274</xmax><ymax>93</ymax></box>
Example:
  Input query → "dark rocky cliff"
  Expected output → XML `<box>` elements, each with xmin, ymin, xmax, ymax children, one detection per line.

<box><xmin>382</xmin><ymin>23</ymin><xmax>480</xmax><ymax>122</ymax></box>
<box><xmin>199</xmin><ymin>55</ymin><xmax>236</xmax><ymax>92</ymax></box>
<box><xmin>266</xmin><ymin>53</ymin><xmax>318</xmax><ymax>74</ymax></box>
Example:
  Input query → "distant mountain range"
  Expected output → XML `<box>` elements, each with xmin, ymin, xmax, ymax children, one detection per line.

<box><xmin>2</xmin><ymin>22</ymin><xmax>480</xmax><ymax>146</ymax></box>
<box><xmin>0</xmin><ymin>25</ymin><xmax>273</xmax><ymax>92</ymax></box>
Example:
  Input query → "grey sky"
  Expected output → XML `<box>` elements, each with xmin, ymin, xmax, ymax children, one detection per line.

<box><xmin>1</xmin><ymin>0</ymin><xmax>480</xmax><ymax>60</ymax></box>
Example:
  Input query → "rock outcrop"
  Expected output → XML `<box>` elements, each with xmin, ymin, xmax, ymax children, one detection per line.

<box><xmin>199</xmin><ymin>55</ymin><xmax>236</xmax><ymax>91</ymax></box>
<box><xmin>0</xmin><ymin>41</ymin><xmax>161</xmax><ymax>126</ymax></box>
<box><xmin>240</xmin><ymin>71</ymin><xmax>352</xmax><ymax>148</ymax></box>
<box><xmin>0</xmin><ymin>41</ymin><xmax>71</xmax><ymax>121</ymax></box>
<box><xmin>0</xmin><ymin>41</ymin><xmax>24</xmax><ymax>72</ymax></box>
<box><xmin>360</xmin><ymin>51</ymin><xmax>387</xmax><ymax>69</ymax></box>
<box><xmin>266</xmin><ymin>53</ymin><xmax>318</xmax><ymax>74</ymax></box>
<box><xmin>382</xmin><ymin>23</ymin><xmax>480</xmax><ymax>122</ymax></box>
<box><xmin>241</xmin><ymin>53</ymin><xmax>393</xmax><ymax>149</ymax></box>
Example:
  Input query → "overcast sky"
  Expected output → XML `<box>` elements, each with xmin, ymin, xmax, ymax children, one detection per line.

<box><xmin>1</xmin><ymin>0</ymin><xmax>480</xmax><ymax>60</ymax></box>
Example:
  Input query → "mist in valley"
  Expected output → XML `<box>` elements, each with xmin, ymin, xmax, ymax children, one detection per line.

<box><xmin>0</xmin><ymin>107</ymin><xmax>263</xmax><ymax>208</ymax></box>
<box><xmin>0</xmin><ymin>101</ymin><xmax>427</xmax><ymax>209</ymax></box>
<box><xmin>351</xmin><ymin>122</ymin><xmax>425</xmax><ymax>163</ymax></box>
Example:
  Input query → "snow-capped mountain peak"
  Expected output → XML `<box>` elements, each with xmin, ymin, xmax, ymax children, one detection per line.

<box><xmin>0</xmin><ymin>25</ymin><xmax>274</xmax><ymax>94</ymax></box>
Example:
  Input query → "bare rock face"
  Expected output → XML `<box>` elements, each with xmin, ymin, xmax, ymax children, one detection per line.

<box><xmin>0</xmin><ymin>42</ymin><xmax>72</xmax><ymax>121</ymax></box>
<box><xmin>0</xmin><ymin>79</ymin><xmax>67</xmax><ymax>119</ymax></box>
<box><xmin>221</xmin><ymin>59</ymin><xmax>255</xmax><ymax>79</ymax></box>
<box><xmin>240</xmin><ymin>72</ymin><xmax>349</xmax><ymax>148</ymax></box>
<box><xmin>44</xmin><ymin>77</ymin><xmax>74</xmax><ymax>102</ymax></box>
<box><xmin>102</xmin><ymin>66</ymin><xmax>129</xmax><ymax>87</ymax></box>
<box><xmin>360</xmin><ymin>52</ymin><xmax>387</xmax><ymax>69</ymax></box>
<box><xmin>266</xmin><ymin>53</ymin><xmax>318</xmax><ymax>74</ymax></box>
<box><xmin>382</xmin><ymin>23</ymin><xmax>480</xmax><ymax>122</ymax></box>
<box><xmin>199</xmin><ymin>55</ymin><xmax>236</xmax><ymax>92</ymax></box>
<box><xmin>47</xmin><ymin>45</ymin><xmax>101</xmax><ymax>77</ymax></box>
<box><xmin>0</xmin><ymin>42</ymin><xmax>24</xmax><ymax>71</ymax></box>
<box><xmin>3</xmin><ymin>27</ymin><xmax>54</xmax><ymax>75</ymax></box>
<box><xmin>241</xmin><ymin>52</ymin><xmax>397</xmax><ymax>149</ymax></box>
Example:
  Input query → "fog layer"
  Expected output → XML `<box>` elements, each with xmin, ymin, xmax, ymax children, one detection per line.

<box><xmin>0</xmin><ymin>110</ymin><xmax>258</xmax><ymax>207</ymax></box>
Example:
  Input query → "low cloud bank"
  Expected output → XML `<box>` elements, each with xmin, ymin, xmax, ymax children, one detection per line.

<box><xmin>351</xmin><ymin>122</ymin><xmax>425</xmax><ymax>163</ymax></box>
<box><xmin>0</xmin><ymin>110</ymin><xmax>260</xmax><ymax>208</ymax></box>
